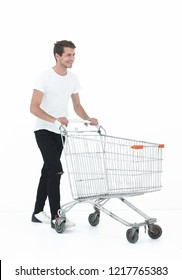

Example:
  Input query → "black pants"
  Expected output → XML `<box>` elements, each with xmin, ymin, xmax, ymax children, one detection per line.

<box><xmin>33</xmin><ymin>130</ymin><xmax>65</xmax><ymax>220</ymax></box>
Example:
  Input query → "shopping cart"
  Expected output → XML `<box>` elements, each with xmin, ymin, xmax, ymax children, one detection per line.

<box><xmin>54</xmin><ymin>120</ymin><xmax>164</xmax><ymax>244</ymax></box>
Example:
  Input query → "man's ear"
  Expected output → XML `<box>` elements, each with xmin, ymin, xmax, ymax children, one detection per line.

<box><xmin>55</xmin><ymin>53</ymin><xmax>60</xmax><ymax>60</ymax></box>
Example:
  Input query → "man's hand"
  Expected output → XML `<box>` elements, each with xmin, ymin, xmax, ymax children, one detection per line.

<box><xmin>88</xmin><ymin>118</ymin><xmax>98</xmax><ymax>126</ymax></box>
<box><xmin>56</xmin><ymin>117</ymin><xmax>69</xmax><ymax>126</ymax></box>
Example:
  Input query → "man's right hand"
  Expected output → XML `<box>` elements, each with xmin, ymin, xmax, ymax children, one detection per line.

<box><xmin>56</xmin><ymin>117</ymin><xmax>69</xmax><ymax>126</ymax></box>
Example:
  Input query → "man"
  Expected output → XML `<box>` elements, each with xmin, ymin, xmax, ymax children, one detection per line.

<box><xmin>30</xmin><ymin>40</ymin><xmax>98</xmax><ymax>230</ymax></box>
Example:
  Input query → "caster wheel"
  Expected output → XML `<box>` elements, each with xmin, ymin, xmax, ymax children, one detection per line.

<box><xmin>55</xmin><ymin>219</ymin><xmax>66</xmax><ymax>234</ymax></box>
<box><xmin>88</xmin><ymin>213</ymin><xmax>100</xmax><ymax>226</ymax></box>
<box><xmin>148</xmin><ymin>224</ymin><xmax>162</xmax><ymax>239</ymax></box>
<box><xmin>126</xmin><ymin>228</ymin><xmax>139</xmax><ymax>244</ymax></box>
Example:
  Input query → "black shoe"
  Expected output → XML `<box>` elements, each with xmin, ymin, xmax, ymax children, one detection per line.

<box><xmin>31</xmin><ymin>211</ymin><xmax>51</xmax><ymax>224</ymax></box>
<box><xmin>32</xmin><ymin>213</ymin><xmax>42</xmax><ymax>223</ymax></box>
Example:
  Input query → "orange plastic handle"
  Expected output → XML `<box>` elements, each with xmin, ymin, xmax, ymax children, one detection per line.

<box><xmin>131</xmin><ymin>145</ymin><xmax>144</xmax><ymax>149</ymax></box>
<box><xmin>131</xmin><ymin>144</ymin><xmax>165</xmax><ymax>149</ymax></box>
<box><xmin>158</xmin><ymin>144</ymin><xmax>165</xmax><ymax>148</ymax></box>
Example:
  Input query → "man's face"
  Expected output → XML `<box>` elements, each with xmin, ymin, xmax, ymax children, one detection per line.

<box><xmin>57</xmin><ymin>47</ymin><xmax>75</xmax><ymax>68</ymax></box>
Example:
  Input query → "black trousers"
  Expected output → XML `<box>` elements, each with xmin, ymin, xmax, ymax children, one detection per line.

<box><xmin>33</xmin><ymin>130</ymin><xmax>65</xmax><ymax>219</ymax></box>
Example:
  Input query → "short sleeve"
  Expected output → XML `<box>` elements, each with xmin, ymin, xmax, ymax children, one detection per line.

<box><xmin>33</xmin><ymin>72</ymin><xmax>46</xmax><ymax>93</ymax></box>
<box><xmin>72</xmin><ymin>74</ymin><xmax>81</xmax><ymax>94</ymax></box>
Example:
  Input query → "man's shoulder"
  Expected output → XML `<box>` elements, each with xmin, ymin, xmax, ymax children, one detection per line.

<box><xmin>36</xmin><ymin>68</ymin><xmax>52</xmax><ymax>78</ymax></box>
<box><xmin>41</xmin><ymin>68</ymin><xmax>52</xmax><ymax>77</ymax></box>
<box><xmin>67</xmin><ymin>70</ymin><xmax>79</xmax><ymax>80</ymax></box>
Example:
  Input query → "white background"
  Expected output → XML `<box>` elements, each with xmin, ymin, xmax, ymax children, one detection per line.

<box><xmin>0</xmin><ymin>0</ymin><xmax>182</xmax><ymax>276</ymax></box>
<box><xmin>0</xmin><ymin>0</ymin><xmax>181</xmax><ymax>211</ymax></box>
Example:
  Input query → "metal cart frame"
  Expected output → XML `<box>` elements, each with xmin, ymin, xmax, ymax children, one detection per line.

<box><xmin>54</xmin><ymin>120</ymin><xmax>164</xmax><ymax>243</ymax></box>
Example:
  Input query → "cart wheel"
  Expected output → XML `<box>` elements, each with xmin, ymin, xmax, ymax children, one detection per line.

<box><xmin>55</xmin><ymin>219</ymin><xmax>66</xmax><ymax>234</ymax></box>
<box><xmin>126</xmin><ymin>228</ymin><xmax>139</xmax><ymax>244</ymax></box>
<box><xmin>148</xmin><ymin>224</ymin><xmax>162</xmax><ymax>239</ymax></box>
<box><xmin>88</xmin><ymin>213</ymin><xmax>100</xmax><ymax>226</ymax></box>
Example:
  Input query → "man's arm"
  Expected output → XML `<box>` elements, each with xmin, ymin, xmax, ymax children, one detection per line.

<box><xmin>30</xmin><ymin>90</ymin><xmax>68</xmax><ymax>125</ymax></box>
<box><xmin>71</xmin><ymin>93</ymin><xmax>98</xmax><ymax>125</ymax></box>
<box><xmin>30</xmin><ymin>90</ymin><xmax>56</xmax><ymax>122</ymax></box>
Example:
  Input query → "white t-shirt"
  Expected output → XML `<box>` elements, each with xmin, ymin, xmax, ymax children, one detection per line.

<box><xmin>33</xmin><ymin>68</ymin><xmax>81</xmax><ymax>134</ymax></box>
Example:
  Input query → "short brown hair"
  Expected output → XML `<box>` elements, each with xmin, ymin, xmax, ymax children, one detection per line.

<box><xmin>53</xmin><ymin>40</ymin><xmax>76</xmax><ymax>58</ymax></box>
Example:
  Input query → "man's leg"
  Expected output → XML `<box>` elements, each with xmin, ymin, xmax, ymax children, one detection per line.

<box><xmin>34</xmin><ymin>130</ymin><xmax>63</xmax><ymax>220</ymax></box>
<box><xmin>33</xmin><ymin>164</ymin><xmax>48</xmax><ymax>214</ymax></box>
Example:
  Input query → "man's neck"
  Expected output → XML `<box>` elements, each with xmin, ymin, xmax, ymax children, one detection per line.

<box><xmin>52</xmin><ymin>65</ymin><xmax>67</xmax><ymax>76</ymax></box>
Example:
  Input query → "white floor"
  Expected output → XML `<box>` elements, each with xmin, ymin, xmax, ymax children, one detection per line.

<box><xmin>1</xmin><ymin>205</ymin><xmax>182</xmax><ymax>279</ymax></box>
<box><xmin>0</xmin><ymin>207</ymin><xmax>181</xmax><ymax>260</ymax></box>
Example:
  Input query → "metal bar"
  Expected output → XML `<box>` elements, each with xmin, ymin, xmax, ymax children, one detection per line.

<box><xmin>119</xmin><ymin>197</ymin><xmax>155</xmax><ymax>220</ymax></box>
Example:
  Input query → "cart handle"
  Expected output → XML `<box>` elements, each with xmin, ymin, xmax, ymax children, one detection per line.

<box><xmin>69</xmin><ymin>119</ymin><xmax>103</xmax><ymax>131</ymax></box>
<box><xmin>54</xmin><ymin>119</ymin><xmax>106</xmax><ymax>134</ymax></box>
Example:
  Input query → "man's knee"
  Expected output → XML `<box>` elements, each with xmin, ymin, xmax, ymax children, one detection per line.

<box><xmin>56</xmin><ymin>171</ymin><xmax>64</xmax><ymax>175</ymax></box>
<box><xmin>47</xmin><ymin>164</ymin><xmax>63</xmax><ymax>177</ymax></box>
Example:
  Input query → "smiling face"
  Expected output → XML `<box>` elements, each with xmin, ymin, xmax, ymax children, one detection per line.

<box><xmin>55</xmin><ymin>47</ymin><xmax>75</xmax><ymax>69</ymax></box>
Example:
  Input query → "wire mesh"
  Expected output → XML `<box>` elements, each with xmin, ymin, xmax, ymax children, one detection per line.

<box><xmin>63</xmin><ymin>133</ymin><xmax>163</xmax><ymax>199</ymax></box>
